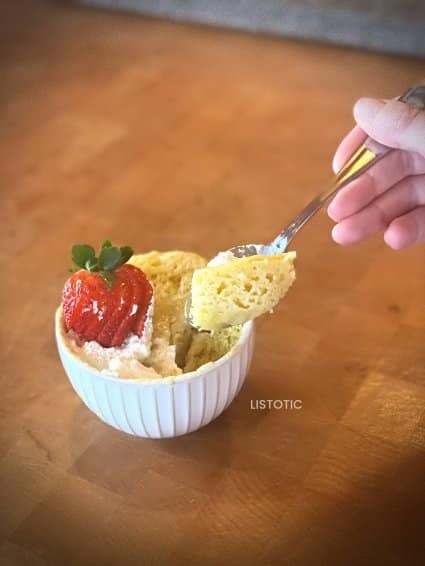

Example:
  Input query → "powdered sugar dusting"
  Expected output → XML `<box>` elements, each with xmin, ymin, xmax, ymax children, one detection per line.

<box><xmin>66</xmin><ymin>298</ymin><xmax>160</xmax><ymax>379</ymax></box>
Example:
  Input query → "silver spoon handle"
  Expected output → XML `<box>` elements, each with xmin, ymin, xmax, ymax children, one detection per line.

<box><xmin>271</xmin><ymin>83</ymin><xmax>425</xmax><ymax>252</ymax></box>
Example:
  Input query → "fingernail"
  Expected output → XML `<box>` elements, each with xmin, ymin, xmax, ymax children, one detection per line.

<box><xmin>331</xmin><ymin>224</ymin><xmax>343</xmax><ymax>243</ymax></box>
<box><xmin>327</xmin><ymin>202</ymin><xmax>337</xmax><ymax>221</ymax></box>
<box><xmin>384</xmin><ymin>226</ymin><xmax>403</xmax><ymax>250</ymax></box>
<box><xmin>332</xmin><ymin>154</ymin><xmax>340</xmax><ymax>174</ymax></box>
<box><xmin>353</xmin><ymin>98</ymin><xmax>383</xmax><ymax>126</ymax></box>
<box><xmin>384</xmin><ymin>220</ymin><xmax>411</xmax><ymax>250</ymax></box>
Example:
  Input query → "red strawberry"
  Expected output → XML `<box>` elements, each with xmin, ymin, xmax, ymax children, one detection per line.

<box><xmin>61</xmin><ymin>242</ymin><xmax>153</xmax><ymax>348</ymax></box>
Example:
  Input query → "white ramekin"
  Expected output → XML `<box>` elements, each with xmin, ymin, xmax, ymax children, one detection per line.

<box><xmin>55</xmin><ymin>312</ymin><xmax>255</xmax><ymax>438</ymax></box>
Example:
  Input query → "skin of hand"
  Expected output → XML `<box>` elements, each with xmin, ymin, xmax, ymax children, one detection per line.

<box><xmin>327</xmin><ymin>98</ymin><xmax>425</xmax><ymax>249</ymax></box>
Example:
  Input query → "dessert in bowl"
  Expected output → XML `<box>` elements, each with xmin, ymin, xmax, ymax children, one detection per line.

<box><xmin>55</xmin><ymin>241</ymin><xmax>295</xmax><ymax>437</ymax></box>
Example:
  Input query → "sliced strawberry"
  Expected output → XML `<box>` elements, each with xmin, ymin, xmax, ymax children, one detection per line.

<box><xmin>111</xmin><ymin>265</ymin><xmax>153</xmax><ymax>346</ymax></box>
<box><xmin>62</xmin><ymin>274</ymin><xmax>82</xmax><ymax>329</ymax></box>
<box><xmin>61</xmin><ymin>243</ymin><xmax>153</xmax><ymax>348</ymax></box>
<box><xmin>95</xmin><ymin>278</ymin><xmax>131</xmax><ymax>347</ymax></box>
<box><xmin>82</xmin><ymin>294</ymin><xmax>110</xmax><ymax>342</ymax></box>
<box><xmin>63</xmin><ymin>273</ymin><xmax>89</xmax><ymax>331</ymax></box>
<box><xmin>111</xmin><ymin>272</ymin><xmax>140</xmax><ymax>347</ymax></box>
<box><xmin>63</xmin><ymin>271</ymin><xmax>106</xmax><ymax>337</ymax></box>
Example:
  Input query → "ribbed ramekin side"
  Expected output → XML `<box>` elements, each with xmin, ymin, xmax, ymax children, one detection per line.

<box><xmin>57</xmin><ymin>322</ymin><xmax>254</xmax><ymax>438</ymax></box>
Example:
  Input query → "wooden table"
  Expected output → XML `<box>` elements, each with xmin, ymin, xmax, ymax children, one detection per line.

<box><xmin>1</xmin><ymin>1</ymin><xmax>424</xmax><ymax>564</ymax></box>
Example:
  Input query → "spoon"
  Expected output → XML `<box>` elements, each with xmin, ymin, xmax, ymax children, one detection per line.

<box><xmin>186</xmin><ymin>83</ymin><xmax>425</xmax><ymax>328</ymax></box>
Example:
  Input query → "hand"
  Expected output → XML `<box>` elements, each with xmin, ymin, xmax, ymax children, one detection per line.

<box><xmin>327</xmin><ymin>97</ymin><xmax>425</xmax><ymax>249</ymax></box>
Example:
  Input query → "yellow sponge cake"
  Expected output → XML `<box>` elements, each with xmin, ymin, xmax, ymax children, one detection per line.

<box><xmin>189</xmin><ymin>252</ymin><xmax>296</xmax><ymax>331</ymax></box>
<box><xmin>128</xmin><ymin>250</ymin><xmax>243</xmax><ymax>374</ymax></box>
<box><xmin>184</xmin><ymin>326</ymin><xmax>243</xmax><ymax>372</ymax></box>
<box><xmin>129</xmin><ymin>251</ymin><xmax>207</xmax><ymax>371</ymax></box>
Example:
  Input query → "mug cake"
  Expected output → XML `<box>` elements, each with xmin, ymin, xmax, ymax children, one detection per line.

<box><xmin>55</xmin><ymin>241</ymin><xmax>295</xmax><ymax>436</ymax></box>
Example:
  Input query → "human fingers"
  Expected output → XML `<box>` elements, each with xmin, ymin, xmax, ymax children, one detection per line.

<box><xmin>384</xmin><ymin>206</ymin><xmax>425</xmax><ymax>249</ymax></box>
<box><xmin>332</xmin><ymin>126</ymin><xmax>367</xmax><ymax>174</ymax></box>
<box><xmin>354</xmin><ymin>98</ymin><xmax>425</xmax><ymax>157</ymax></box>
<box><xmin>328</xmin><ymin>149</ymin><xmax>425</xmax><ymax>222</ymax></box>
<box><xmin>331</xmin><ymin>174</ymin><xmax>425</xmax><ymax>245</ymax></box>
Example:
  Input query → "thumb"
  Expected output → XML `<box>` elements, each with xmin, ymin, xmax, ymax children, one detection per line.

<box><xmin>353</xmin><ymin>97</ymin><xmax>425</xmax><ymax>157</ymax></box>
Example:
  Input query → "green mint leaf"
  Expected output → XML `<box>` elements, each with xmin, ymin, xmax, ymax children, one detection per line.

<box><xmin>102</xmin><ymin>240</ymin><xmax>112</xmax><ymax>249</ymax></box>
<box><xmin>119</xmin><ymin>246</ymin><xmax>133</xmax><ymax>264</ymax></box>
<box><xmin>100</xmin><ymin>270</ymin><xmax>115</xmax><ymax>289</ymax></box>
<box><xmin>98</xmin><ymin>246</ymin><xmax>122</xmax><ymax>271</ymax></box>
<box><xmin>69</xmin><ymin>267</ymin><xmax>79</xmax><ymax>273</ymax></box>
<box><xmin>72</xmin><ymin>244</ymin><xmax>95</xmax><ymax>268</ymax></box>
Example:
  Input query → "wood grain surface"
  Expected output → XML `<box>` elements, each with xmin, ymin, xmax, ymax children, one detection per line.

<box><xmin>1</xmin><ymin>1</ymin><xmax>424</xmax><ymax>565</ymax></box>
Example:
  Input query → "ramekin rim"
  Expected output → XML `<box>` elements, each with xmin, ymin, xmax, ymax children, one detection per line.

<box><xmin>55</xmin><ymin>307</ymin><xmax>254</xmax><ymax>386</ymax></box>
